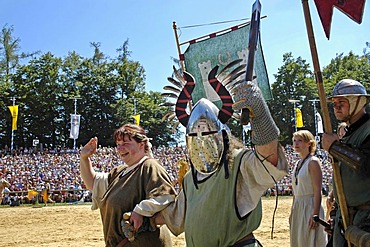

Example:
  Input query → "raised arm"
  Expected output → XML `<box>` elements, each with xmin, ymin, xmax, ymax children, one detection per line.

<box><xmin>232</xmin><ymin>79</ymin><xmax>280</xmax><ymax>166</ymax></box>
<box><xmin>80</xmin><ymin>137</ymin><xmax>98</xmax><ymax>190</ymax></box>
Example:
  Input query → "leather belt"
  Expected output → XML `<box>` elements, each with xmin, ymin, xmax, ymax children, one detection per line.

<box><xmin>355</xmin><ymin>205</ymin><xmax>370</xmax><ymax>211</ymax></box>
<box><xmin>230</xmin><ymin>233</ymin><xmax>256</xmax><ymax>247</ymax></box>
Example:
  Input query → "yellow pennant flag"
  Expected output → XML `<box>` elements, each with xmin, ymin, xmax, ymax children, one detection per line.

<box><xmin>8</xmin><ymin>105</ymin><xmax>19</xmax><ymax>130</ymax></box>
<box><xmin>295</xmin><ymin>108</ymin><xmax>304</xmax><ymax>128</ymax></box>
<box><xmin>132</xmin><ymin>114</ymin><xmax>140</xmax><ymax>125</ymax></box>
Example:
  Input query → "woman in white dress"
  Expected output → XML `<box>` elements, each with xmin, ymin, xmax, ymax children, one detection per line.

<box><xmin>290</xmin><ymin>130</ymin><xmax>327</xmax><ymax>247</ymax></box>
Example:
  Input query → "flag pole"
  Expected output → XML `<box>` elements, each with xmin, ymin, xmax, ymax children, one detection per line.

<box><xmin>288</xmin><ymin>99</ymin><xmax>300</xmax><ymax>132</ymax></box>
<box><xmin>172</xmin><ymin>22</ymin><xmax>185</xmax><ymax>72</ymax></box>
<box><xmin>172</xmin><ymin>21</ymin><xmax>192</xmax><ymax>112</ymax></box>
<box><xmin>309</xmin><ymin>99</ymin><xmax>320</xmax><ymax>137</ymax></box>
<box><xmin>301</xmin><ymin>1</ymin><xmax>351</xmax><ymax>245</ymax></box>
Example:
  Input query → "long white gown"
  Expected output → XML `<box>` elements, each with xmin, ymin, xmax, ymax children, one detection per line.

<box><xmin>290</xmin><ymin>156</ymin><xmax>328</xmax><ymax>247</ymax></box>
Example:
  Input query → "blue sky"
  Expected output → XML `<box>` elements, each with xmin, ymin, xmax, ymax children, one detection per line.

<box><xmin>1</xmin><ymin>0</ymin><xmax>369</xmax><ymax>94</ymax></box>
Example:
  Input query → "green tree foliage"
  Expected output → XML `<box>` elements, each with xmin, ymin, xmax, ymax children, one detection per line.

<box><xmin>0</xmin><ymin>24</ymin><xmax>39</xmax><ymax>78</ymax></box>
<box><xmin>0</xmin><ymin>30</ymin><xmax>179</xmax><ymax>149</ymax></box>
<box><xmin>269</xmin><ymin>52</ymin><xmax>370</xmax><ymax>146</ymax></box>
<box><xmin>90</xmin><ymin>42</ymin><xmax>105</xmax><ymax>65</ymax></box>
<box><xmin>11</xmin><ymin>53</ymin><xmax>64</xmax><ymax>148</ymax></box>
<box><xmin>114</xmin><ymin>91</ymin><xmax>180</xmax><ymax>147</ymax></box>
<box><xmin>363</xmin><ymin>42</ymin><xmax>370</xmax><ymax>63</ymax></box>
<box><xmin>268</xmin><ymin>52</ymin><xmax>318</xmax><ymax>145</ymax></box>
<box><xmin>1</xmin><ymin>24</ymin><xmax>369</xmax><ymax>150</ymax></box>
<box><xmin>321</xmin><ymin>52</ymin><xmax>370</xmax><ymax>131</ymax></box>
<box><xmin>0</xmin><ymin>24</ymin><xmax>22</xmax><ymax>77</ymax></box>
<box><xmin>322</xmin><ymin>51</ymin><xmax>370</xmax><ymax>93</ymax></box>
<box><xmin>0</xmin><ymin>25</ymin><xmax>39</xmax><ymax>146</ymax></box>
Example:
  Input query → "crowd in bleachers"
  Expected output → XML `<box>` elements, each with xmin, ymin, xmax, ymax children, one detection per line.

<box><xmin>0</xmin><ymin>144</ymin><xmax>332</xmax><ymax>206</ymax></box>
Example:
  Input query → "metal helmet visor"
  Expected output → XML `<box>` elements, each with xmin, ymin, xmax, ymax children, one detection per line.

<box><xmin>186</xmin><ymin>99</ymin><xmax>225</xmax><ymax>174</ymax></box>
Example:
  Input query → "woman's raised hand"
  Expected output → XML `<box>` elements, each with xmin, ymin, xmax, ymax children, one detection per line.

<box><xmin>80</xmin><ymin>137</ymin><xmax>98</xmax><ymax>159</ymax></box>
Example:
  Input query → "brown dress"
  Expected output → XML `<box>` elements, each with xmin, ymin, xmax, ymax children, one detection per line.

<box><xmin>96</xmin><ymin>158</ymin><xmax>176</xmax><ymax>247</ymax></box>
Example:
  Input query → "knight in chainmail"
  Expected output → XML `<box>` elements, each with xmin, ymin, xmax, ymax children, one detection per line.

<box><xmin>155</xmin><ymin>66</ymin><xmax>288</xmax><ymax>247</ymax></box>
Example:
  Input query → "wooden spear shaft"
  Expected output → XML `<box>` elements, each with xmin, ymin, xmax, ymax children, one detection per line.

<box><xmin>301</xmin><ymin>1</ymin><xmax>351</xmax><ymax>246</ymax></box>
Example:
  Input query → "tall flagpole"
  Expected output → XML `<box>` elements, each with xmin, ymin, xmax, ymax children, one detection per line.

<box><xmin>309</xmin><ymin>99</ymin><xmax>320</xmax><ymax>137</ymax></box>
<box><xmin>288</xmin><ymin>99</ymin><xmax>300</xmax><ymax>132</ymax></box>
<box><xmin>172</xmin><ymin>22</ymin><xmax>185</xmax><ymax>72</ymax></box>
<box><xmin>301</xmin><ymin>1</ymin><xmax>351</xmax><ymax>246</ymax></box>
<box><xmin>133</xmin><ymin>97</ymin><xmax>137</xmax><ymax>115</ymax></box>
<box><xmin>172</xmin><ymin>21</ymin><xmax>191</xmax><ymax>113</ymax></box>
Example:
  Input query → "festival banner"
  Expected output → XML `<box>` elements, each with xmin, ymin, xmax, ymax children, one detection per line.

<box><xmin>8</xmin><ymin>105</ymin><xmax>18</xmax><ymax>130</ymax></box>
<box><xmin>69</xmin><ymin>114</ymin><xmax>81</xmax><ymax>139</ymax></box>
<box><xmin>132</xmin><ymin>114</ymin><xmax>140</xmax><ymax>125</ymax></box>
<box><xmin>295</xmin><ymin>108</ymin><xmax>304</xmax><ymax>128</ymax></box>
<box><xmin>182</xmin><ymin>23</ymin><xmax>272</xmax><ymax>104</ymax></box>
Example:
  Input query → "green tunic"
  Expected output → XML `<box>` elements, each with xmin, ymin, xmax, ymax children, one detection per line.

<box><xmin>183</xmin><ymin>150</ymin><xmax>262</xmax><ymax>247</ymax></box>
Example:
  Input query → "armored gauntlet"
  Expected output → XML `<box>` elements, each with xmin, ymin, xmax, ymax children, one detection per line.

<box><xmin>232</xmin><ymin>80</ymin><xmax>279</xmax><ymax>145</ymax></box>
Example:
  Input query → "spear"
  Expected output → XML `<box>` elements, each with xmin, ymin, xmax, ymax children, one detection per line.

<box><xmin>301</xmin><ymin>1</ymin><xmax>351</xmax><ymax>246</ymax></box>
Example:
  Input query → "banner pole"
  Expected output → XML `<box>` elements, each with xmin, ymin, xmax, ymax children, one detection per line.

<box><xmin>301</xmin><ymin>1</ymin><xmax>351</xmax><ymax>246</ymax></box>
<box><xmin>172</xmin><ymin>21</ymin><xmax>193</xmax><ymax>112</ymax></box>
<box><xmin>172</xmin><ymin>22</ymin><xmax>185</xmax><ymax>72</ymax></box>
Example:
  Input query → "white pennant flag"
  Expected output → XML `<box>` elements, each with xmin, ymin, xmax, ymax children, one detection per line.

<box><xmin>70</xmin><ymin>114</ymin><xmax>81</xmax><ymax>139</ymax></box>
<box><xmin>316</xmin><ymin>112</ymin><xmax>323</xmax><ymax>134</ymax></box>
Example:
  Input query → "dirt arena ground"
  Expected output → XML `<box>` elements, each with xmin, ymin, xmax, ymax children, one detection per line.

<box><xmin>0</xmin><ymin>197</ymin><xmax>298</xmax><ymax>247</ymax></box>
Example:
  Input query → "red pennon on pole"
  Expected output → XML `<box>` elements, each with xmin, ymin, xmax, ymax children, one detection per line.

<box><xmin>313</xmin><ymin>0</ymin><xmax>366</xmax><ymax>39</ymax></box>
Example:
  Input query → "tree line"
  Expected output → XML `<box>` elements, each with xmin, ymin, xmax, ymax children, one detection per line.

<box><xmin>269</xmin><ymin>51</ymin><xmax>370</xmax><ymax>144</ymax></box>
<box><xmin>0</xmin><ymin>25</ymin><xmax>180</xmax><ymax>149</ymax></box>
<box><xmin>0</xmin><ymin>24</ymin><xmax>369</xmax><ymax>150</ymax></box>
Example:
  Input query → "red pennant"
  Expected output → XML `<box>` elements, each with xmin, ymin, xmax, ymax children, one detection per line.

<box><xmin>313</xmin><ymin>0</ymin><xmax>366</xmax><ymax>39</ymax></box>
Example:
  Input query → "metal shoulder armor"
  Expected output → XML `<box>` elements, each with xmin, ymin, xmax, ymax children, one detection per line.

<box><xmin>329</xmin><ymin>140</ymin><xmax>364</xmax><ymax>172</ymax></box>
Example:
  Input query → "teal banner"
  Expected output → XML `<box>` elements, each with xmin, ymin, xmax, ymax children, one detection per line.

<box><xmin>183</xmin><ymin>24</ymin><xmax>272</xmax><ymax>105</ymax></box>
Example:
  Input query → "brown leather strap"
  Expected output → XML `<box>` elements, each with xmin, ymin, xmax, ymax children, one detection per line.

<box><xmin>116</xmin><ymin>238</ymin><xmax>129</xmax><ymax>247</ymax></box>
<box><xmin>350</xmin><ymin>204</ymin><xmax>370</xmax><ymax>211</ymax></box>
<box><xmin>329</xmin><ymin>140</ymin><xmax>363</xmax><ymax>171</ymax></box>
